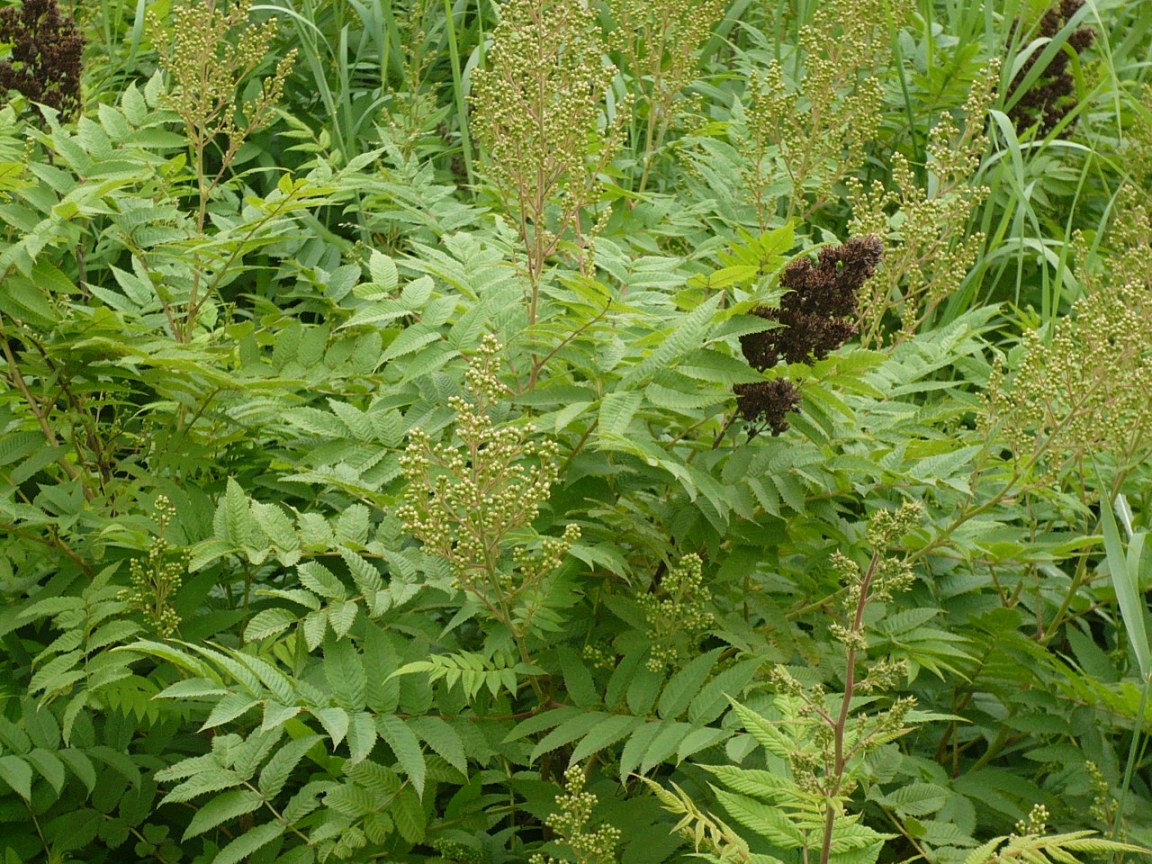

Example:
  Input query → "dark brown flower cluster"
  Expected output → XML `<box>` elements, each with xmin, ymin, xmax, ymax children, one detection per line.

<box><xmin>735</xmin><ymin>236</ymin><xmax>883</xmax><ymax>435</ymax></box>
<box><xmin>733</xmin><ymin>379</ymin><xmax>802</xmax><ymax>437</ymax></box>
<box><xmin>1007</xmin><ymin>0</ymin><xmax>1094</xmax><ymax>137</ymax></box>
<box><xmin>0</xmin><ymin>0</ymin><xmax>84</xmax><ymax>120</ymax></box>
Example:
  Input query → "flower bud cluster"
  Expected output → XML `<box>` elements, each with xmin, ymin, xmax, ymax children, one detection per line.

<box><xmin>0</xmin><ymin>0</ymin><xmax>84</xmax><ymax>120</ymax></box>
<box><xmin>742</xmin><ymin>0</ymin><xmax>888</xmax><ymax>223</ymax></box>
<box><xmin>119</xmin><ymin>496</ymin><xmax>188</xmax><ymax>637</ymax></box>
<box><xmin>399</xmin><ymin>339</ymin><xmax>577</xmax><ymax>627</ymax></box>
<box><xmin>606</xmin><ymin>0</ymin><xmax>726</xmax><ymax>173</ymax></box>
<box><xmin>837</xmin><ymin>504</ymin><xmax>919</xmax><ymax>619</ymax></box>
<box><xmin>153</xmin><ymin>1</ymin><xmax>296</xmax><ymax>175</ymax></box>
<box><xmin>765</xmin><ymin>505</ymin><xmax>922</xmax><ymax>803</ymax></box>
<box><xmin>470</xmin><ymin>0</ymin><xmax>623</xmax><ymax>288</ymax></box>
<box><xmin>639</xmin><ymin>554</ymin><xmax>715</xmax><ymax>672</ymax></box>
<box><xmin>1014</xmin><ymin>803</ymin><xmax>1050</xmax><ymax>837</ymax></box>
<box><xmin>850</xmin><ymin>61</ymin><xmax>999</xmax><ymax>345</ymax></box>
<box><xmin>1085</xmin><ymin>761</ymin><xmax>1116</xmax><ymax>827</ymax></box>
<box><xmin>529</xmin><ymin>765</ymin><xmax>621</xmax><ymax>864</ymax></box>
<box><xmin>984</xmin><ymin>195</ymin><xmax>1152</xmax><ymax>481</ymax></box>
<box><xmin>735</xmin><ymin>237</ymin><xmax>883</xmax><ymax>435</ymax></box>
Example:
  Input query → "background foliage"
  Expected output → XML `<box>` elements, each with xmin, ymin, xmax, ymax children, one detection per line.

<box><xmin>1</xmin><ymin>0</ymin><xmax>1151</xmax><ymax>863</ymax></box>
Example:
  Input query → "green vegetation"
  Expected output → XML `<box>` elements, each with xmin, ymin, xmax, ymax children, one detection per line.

<box><xmin>0</xmin><ymin>0</ymin><xmax>1151</xmax><ymax>862</ymax></box>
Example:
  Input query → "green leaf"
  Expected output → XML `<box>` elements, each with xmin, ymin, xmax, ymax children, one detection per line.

<box><xmin>730</xmin><ymin>701</ymin><xmax>792</xmax><ymax>759</ymax></box>
<box><xmin>391</xmin><ymin>786</ymin><xmax>426</xmax><ymax>844</ymax></box>
<box><xmin>377</xmin><ymin>714</ymin><xmax>425</xmax><ymax>797</ymax></box>
<box><xmin>0</xmin><ymin>274</ymin><xmax>58</xmax><ymax>327</ymax></box>
<box><xmin>381</xmin><ymin>324</ymin><xmax>440</xmax><ymax>362</ymax></box>
<box><xmin>962</xmin><ymin>838</ymin><xmax>1003</xmax><ymax>864</ymax></box>
<box><xmin>703</xmin><ymin>765</ymin><xmax>798</xmax><ymax>801</ymax></box>
<box><xmin>183</xmin><ymin>789</ymin><xmax>263</xmax><ymax>840</ymax></box>
<box><xmin>162</xmin><ymin>768</ymin><xmax>244</xmax><ymax>804</ymax></box>
<box><xmin>622</xmin><ymin>294</ymin><xmax>723</xmax><ymax>386</ymax></box>
<box><xmin>220</xmin><ymin>479</ymin><xmax>254</xmax><ymax>548</ymax></box>
<box><xmin>328</xmin><ymin>599</ymin><xmax>359</xmax><ymax>639</ymax></box>
<box><xmin>346</xmin><ymin>712</ymin><xmax>377</xmax><ymax>764</ymax></box>
<box><xmin>303</xmin><ymin>610</ymin><xmax>328</xmax><ymax>651</ymax></box>
<box><xmin>244</xmin><ymin>608</ymin><xmax>298</xmax><ymax>642</ymax></box>
<box><xmin>258</xmin><ymin>734</ymin><xmax>322</xmax><ymax>800</ymax></box>
<box><xmin>26</xmin><ymin>749</ymin><xmax>65</xmax><ymax>794</ymax></box>
<box><xmin>407</xmin><ymin>716</ymin><xmax>467</xmax><ymax>774</ymax></box>
<box><xmin>714</xmin><ymin>790</ymin><xmax>804</xmax><ymax>848</ymax></box>
<box><xmin>557</xmin><ymin>647</ymin><xmax>599</xmax><ymax>709</ymax></box>
<box><xmin>367</xmin><ymin>250</ymin><xmax>399</xmax><ymax>293</ymax></box>
<box><xmin>688</xmin><ymin>659</ymin><xmax>762</xmax><ymax>725</ymax></box>
<box><xmin>211</xmin><ymin>821</ymin><xmax>284</xmax><ymax>864</ymax></box>
<box><xmin>312</xmin><ymin>707</ymin><xmax>350</xmax><ymax>747</ymax></box>
<box><xmin>675</xmin><ymin>726</ymin><xmax>729</xmax><ymax>763</ymax></box>
<box><xmin>639</xmin><ymin>721</ymin><xmax>693</xmax><ymax>774</ymax></box>
<box><xmin>505</xmin><ymin>706</ymin><xmax>583</xmax><ymax>742</ymax></box>
<box><xmin>298</xmin><ymin>562</ymin><xmax>346</xmax><ymax>601</ymax></box>
<box><xmin>262</xmin><ymin>702</ymin><xmax>302</xmax><ymax>731</ymax></box>
<box><xmin>530</xmin><ymin>712</ymin><xmax>607</xmax><ymax>763</ymax></box>
<box><xmin>598</xmin><ymin>390</ymin><xmax>643</xmax><ymax>439</ymax></box>
<box><xmin>569</xmin><ymin>714</ymin><xmax>645</xmax><ymax>764</ymax></box>
<box><xmin>659</xmin><ymin>648</ymin><xmax>723</xmax><ymax>720</ymax></box>
<box><xmin>627</xmin><ymin>663</ymin><xmax>665</xmax><ymax>716</ymax></box>
<box><xmin>324</xmin><ymin>636</ymin><xmax>366</xmax><ymax>711</ymax></box>
<box><xmin>59</xmin><ymin>749</ymin><xmax>96</xmax><ymax>794</ymax></box>
<box><xmin>620</xmin><ymin>721</ymin><xmax>663</xmax><ymax>782</ymax></box>
<box><xmin>0</xmin><ymin>755</ymin><xmax>33</xmax><ymax>800</ymax></box>
<box><xmin>202</xmin><ymin>694</ymin><xmax>261</xmax><ymax>730</ymax></box>
<box><xmin>1102</xmin><ymin>494</ymin><xmax>1151</xmax><ymax>680</ymax></box>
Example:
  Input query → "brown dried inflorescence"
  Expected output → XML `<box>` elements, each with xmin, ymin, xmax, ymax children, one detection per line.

<box><xmin>734</xmin><ymin>379</ymin><xmax>802</xmax><ymax>436</ymax></box>
<box><xmin>735</xmin><ymin>236</ymin><xmax>882</xmax><ymax>435</ymax></box>
<box><xmin>0</xmin><ymin>0</ymin><xmax>84</xmax><ymax>120</ymax></box>
<box><xmin>1007</xmin><ymin>0</ymin><xmax>1094</xmax><ymax>137</ymax></box>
